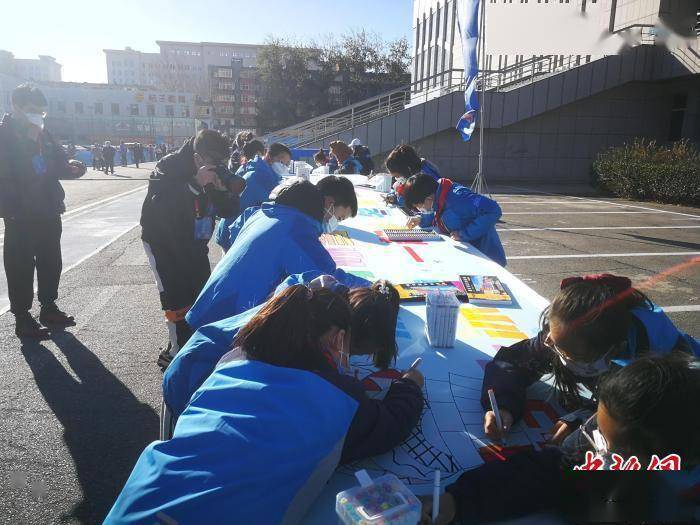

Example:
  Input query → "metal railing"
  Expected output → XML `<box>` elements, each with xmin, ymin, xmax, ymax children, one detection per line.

<box><xmin>262</xmin><ymin>48</ymin><xmax>649</xmax><ymax>148</ymax></box>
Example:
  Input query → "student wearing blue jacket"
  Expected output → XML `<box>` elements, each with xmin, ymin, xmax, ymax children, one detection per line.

<box><xmin>481</xmin><ymin>274</ymin><xmax>700</xmax><ymax>453</ymax></box>
<box><xmin>238</xmin><ymin>142</ymin><xmax>291</xmax><ymax>212</ymax></box>
<box><xmin>106</xmin><ymin>285</ymin><xmax>423</xmax><ymax>525</ymax></box>
<box><xmin>214</xmin><ymin>139</ymin><xmax>266</xmax><ymax>249</ymax></box>
<box><xmin>403</xmin><ymin>173</ymin><xmax>507</xmax><ymax>267</ymax></box>
<box><xmin>329</xmin><ymin>140</ymin><xmax>363</xmax><ymax>174</ymax></box>
<box><xmin>382</xmin><ymin>144</ymin><xmax>442</xmax><ymax>206</ymax></box>
<box><xmin>186</xmin><ymin>180</ymin><xmax>369</xmax><ymax>331</ymax></box>
<box><xmin>164</xmin><ymin>275</ymin><xmax>402</xmax><ymax>423</ymax></box>
<box><xmin>217</xmin><ymin>175</ymin><xmax>359</xmax><ymax>253</ymax></box>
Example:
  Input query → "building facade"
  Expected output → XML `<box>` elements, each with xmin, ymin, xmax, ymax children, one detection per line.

<box><xmin>0</xmin><ymin>51</ymin><xmax>62</xmax><ymax>82</ymax></box>
<box><xmin>0</xmin><ymin>75</ymin><xmax>197</xmax><ymax>146</ymax></box>
<box><xmin>207</xmin><ymin>59</ymin><xmax>259</xmax><ymax>136</ymax></box>
<box><xmin>104</xmin><ymin>41</ymin><xmax>261</xmax><ymax>96</ymax></box>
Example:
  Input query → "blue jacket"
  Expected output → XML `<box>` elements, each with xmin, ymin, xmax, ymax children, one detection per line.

<box><xmin>420</xmin><ymin>179</ymin><xmax>506</xmax><ymax>267</ymax></box>
<box><xmin>391</xmin><ymin>159</ymin><xmax>441</xmax><ymax>207</ymax></box>
<box><xmin>186</xmin><ymin>203</ymin><xmax>370</xmax><ymax>330</ymax></box>
<box><xmin>238</xmin><ymin>156</ymin><xmax>281</xmax><ymax>212</ymax></box>
<box><xmin>165</xmin><ymin>271</ymin><xmax>335</xmax><ymax>418</ymax></box>
<box><xmin>215</xmin><ymin>204</ymin><xmax>260</xmax><ymax>252</ymax></box>
<box><xmin>336</xmin><ymin>157</ymin><xmax>363</xmax><ymax>175</ymax></box>
<box><xmin>105</xmin><ymin>359</ymin><xmax>359</xmax><ymax>525</ymax></box>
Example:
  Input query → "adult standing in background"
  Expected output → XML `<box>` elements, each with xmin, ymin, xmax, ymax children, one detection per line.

<box><xmin>0</xmin><ymin>84</ymin><xmax>77</xmax><ymax>338</ymax></box>
<box><xmin>229</xmin><ymin>131</ymin><xmax>254</xmax><ymax>174</ymax></box>
<box><xmin>102</xmin><ymin>140</ymin><xmax>116</xmax><ymax>174</ymax></box>
<box><xmin>119</xmin><ymin>141</ymin><xmax>128</xmax><ymax>166</ymax></box>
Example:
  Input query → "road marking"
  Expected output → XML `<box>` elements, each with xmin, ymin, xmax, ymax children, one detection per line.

<box><xmin>502</xmin><ymin>185</ymin><xmax>700</xmax><ymax>219</ymax></box>
<box><xmin>659</xmin><ymin>305</ymin><xmax>700</xmax><ymax>313</ymax></box>
<box><xmin>0</xmin><ymin>184</ymin><xmax>147</xmax><ymax>244</ymax></box>
<box><xmin>508</xmin><ymin>252</ymin><xmax>700</xmax><ymax>260</ymax></box>
<box><xmin>502</xmin><ymin>211</ymin><xmax>663</xmax><ymax>215</ymax></box>
<box><xmin>0</xmin><ymin>226</ymin><xmax>139</xmax><ymax>317</ymax></box>
<box><xmin>498</xmin><ymin>225</ymin><xmax>700</xmax><ymax>232</ymax></box>
<box><xmin>496</xmin><ymin>200</ymin><xmax>614</xmax><ymax>205</ymax></box>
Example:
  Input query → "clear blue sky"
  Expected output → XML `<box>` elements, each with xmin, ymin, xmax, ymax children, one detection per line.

<box><xmin>4</xmin><ymin>0</ymin><xmax>412</xmax><ymax>83</ymax></box>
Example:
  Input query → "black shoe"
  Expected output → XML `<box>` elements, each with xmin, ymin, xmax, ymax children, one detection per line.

<box><xmin>39</xmin><ymin>304</ymin><xmax>75</xmax><ymax>327</ymax></box>
<box><xmin>157</xmin><ymin>345</ymin><xmax>174</xmax><ymax>372</ymax></box>
<box><xmin>15</xmin><ymin>313</ymin><xmax>51</xmax><ymax>339</ymax></box>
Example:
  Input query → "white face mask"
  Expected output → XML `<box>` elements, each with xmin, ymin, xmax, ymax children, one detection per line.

<box><xmin>271</xmin><ymin>161</ymin><xmax>288</xmax><ymax>176</ymax></box>
<box><xmin>322</xmin><ymin>205</ymin><xmax>339</xmax><ymax>233</ymax></box>
<box><xmin>554</xmin><ymin>345</ymin><xmax>614</xmax><ymax>378</ymax></box>
<box><xmin>25</xmin><ymin>112</ymin><xmax>45</xmax><ymax>129</ymax></box>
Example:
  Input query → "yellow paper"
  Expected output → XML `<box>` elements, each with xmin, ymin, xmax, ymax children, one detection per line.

<box><xmin>484</xmin><ymin>329</ymin><xmax>529</xmax><ymax>340</ymax></box>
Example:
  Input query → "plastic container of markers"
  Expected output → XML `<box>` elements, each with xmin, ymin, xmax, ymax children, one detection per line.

<box><xmin>336</xmin><ymin>474</ymin><xmax>421</xmax><ymax>525</ymax></box>
<box><xmin>425</xmin><ymin>290</ymin><xmax>460</xmax><ymax>348</ymax></box>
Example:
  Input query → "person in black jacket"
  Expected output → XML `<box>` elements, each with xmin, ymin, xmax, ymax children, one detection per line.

<box><xmin>141</xmin><ymin>129</ymin><xmax>245</xmax><ymax>369</ymax></box>
<box><xmin>102</xmin><ymin>141</ymin><xmax>116</xmax><ymax>174</ymax></box>
<box><xmin>228</xmin><ymin>130</ymin><xmax>254</xmax><ymax>173</ymax></box>
<box><xmin>0</xmin><ymin>84</ymin><xmax>77</xmax><ymax>338</ymax></box>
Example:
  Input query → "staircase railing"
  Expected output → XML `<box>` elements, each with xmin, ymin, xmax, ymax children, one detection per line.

<box><xmin>263</xmin><ymin>49</ymin><xmax>631</xmax><ymax>148</ymax></box>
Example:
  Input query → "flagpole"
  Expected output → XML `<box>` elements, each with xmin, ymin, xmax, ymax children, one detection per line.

<box><xmin>471</xmin><ymin>0</ymin><xmax>490</xmax><ymax>196</ymax></box>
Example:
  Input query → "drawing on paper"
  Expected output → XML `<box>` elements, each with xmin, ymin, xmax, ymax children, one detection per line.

<box><xmin>327</xmin><ymin>246</ymin><xmax>366</xmax><ymax>267</ymax></box>
<box><xmin>320</xmin><ymin>231</ymin><xmax>355</xmax><ymax>247</ymax></box>
<box><xmin>359</xmin><ymin>208</ymin><xmax>389</xmax><ymax>218</ymax></box>
<box><xmin>339</xmin><ymin>357</ymin><xmax>562</xmax><ymax>490</ymax></box>
<box><xmin>460</xmin><ymin>307</ymin><xmax>529</xmax><ymax>341</ymax></box>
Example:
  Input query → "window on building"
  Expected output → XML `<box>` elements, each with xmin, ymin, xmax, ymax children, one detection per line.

<box><xmin>182</xmin><ymin>107</ymin><xmax>190</xmax><ymax>118</ymax></box>
<box><xmin>129</xmin><ymin>104</ymin><xmax>139</xmax><ymax>116</ymax></box>
<box><xmin>147</xmin><ymin>104</ymin><xmax>155</xmax><ymax>116</ymax></box>
<box><xmin>178</xmin><ymin>95</ymin><xmax>186</xmax><ymax>103</ymax></box>
<box><xmin>669</xmin><ymin>93</ymin><xmax>687</xmax><ymax>141</ymax></box>
<box><xmin>165</xmin><ymin>105</ymin><xmax>174</xmax><ymax>116</ymax></box>
<box><xmin>94</xmin><ymin>102</ymin><xmax>103</xmax><ymax>115</ymax></box>
<box><xmin>75</xmin><ymin>102</ymin><xmax>84</xmax><ymax>114</ymax></box>
<box><xmin>111</xmin><ymin>103</ymin><xmax>120</xmax><ymax>115</ymax></box>
<box><xmin>57</xmin><ymin>101</ymin><xmax>66</xmax><ymax>113</ymax></box>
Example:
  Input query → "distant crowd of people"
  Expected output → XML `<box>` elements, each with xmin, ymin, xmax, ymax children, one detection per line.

<box><xmin>89</xmin><ymin>141</ymin><xmax>172</xmax><ymax>174</ymax></box>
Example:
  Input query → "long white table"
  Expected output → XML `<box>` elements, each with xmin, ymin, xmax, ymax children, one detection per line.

<box><xmin>305</xmin><ymin>177</ymin><xmax>559</xmax><ymax>523</ymax></box>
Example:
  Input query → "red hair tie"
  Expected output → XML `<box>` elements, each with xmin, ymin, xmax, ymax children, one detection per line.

<box><xmin>560</xmin><ymin>274</ymin><xmax>632</xmax><ymax>293</ymax></box>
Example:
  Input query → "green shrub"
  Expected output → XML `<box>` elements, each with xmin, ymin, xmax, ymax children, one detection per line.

<box><xmin>592</xmin><ymin>139</ymin><xmax>700</xmax><ymax>205</ymax></box>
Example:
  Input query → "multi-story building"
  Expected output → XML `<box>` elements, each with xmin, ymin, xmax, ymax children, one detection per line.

<box><xmin>0</xmin><ymin>75</ymin><xmax>197</xmax><ymax>146</ymax></box>
<box><xmin>208</xmin><ymin>59</ymin><xmax>259</xmax><ymax>136</ymax></box>
<box><xmin>0</xmin><ymin>51</ymin><xmax>62</xmax><ymax>82</ymax></box>
<box><xmin>104</xmin><ymin>41</ymin><xmax>261</xmax><ymax>95</ymax></box>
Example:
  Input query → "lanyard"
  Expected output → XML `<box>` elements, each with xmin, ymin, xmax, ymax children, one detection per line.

<box><xmin>433</xmin><ymin>178</ymin><xmax>453</xmax><ymax>234</ymax></box>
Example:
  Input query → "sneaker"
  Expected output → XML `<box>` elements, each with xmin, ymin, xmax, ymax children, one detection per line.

<box><xmin>39</xmin><ymin>304</ymin><xmax>75</xmax><ymax>327</ymax></box>
<box><xmin>15</xmin><ymin>313</ymin><xmax>51</xmax><ymax>339</ymax></box>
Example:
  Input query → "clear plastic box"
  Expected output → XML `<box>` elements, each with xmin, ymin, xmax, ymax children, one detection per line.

<box><xmin>335</xmin><ymin>474</ymin><xmax>421</xmax><ymax>525</ymax></box>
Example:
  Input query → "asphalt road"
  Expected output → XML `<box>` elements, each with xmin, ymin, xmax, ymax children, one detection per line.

<box><xmin>0</xmin><ymin>178</ymin><xmax>697</xmax><ymax>524</ymax></box>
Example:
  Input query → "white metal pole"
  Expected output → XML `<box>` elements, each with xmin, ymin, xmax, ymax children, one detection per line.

<box><xmin>472</xmin><ymin>0</ymin><xmax>490</xmax><ymax>197</ymax></box>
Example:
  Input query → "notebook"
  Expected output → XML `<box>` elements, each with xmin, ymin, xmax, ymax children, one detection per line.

<box><xmin>459</xmin><ymin>275</ymin><xmax>513</xmax><ymax>305</ymax></box>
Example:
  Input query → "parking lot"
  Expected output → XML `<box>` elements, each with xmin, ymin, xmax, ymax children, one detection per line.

<box><xmin>491</xmin><ymin>186</ymin><xmax>700</xmax><ymax>338</ymax></box>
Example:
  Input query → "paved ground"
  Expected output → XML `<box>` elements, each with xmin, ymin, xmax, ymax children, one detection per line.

<box><xmin>490</xmin><ymin>185</ymin><xmax>699</xmax><ymax>337</ymax></box>
<box><xmin>0</xmin><ymin>179</ymin><xmax>697</xmax><ymax>524</ymax></box>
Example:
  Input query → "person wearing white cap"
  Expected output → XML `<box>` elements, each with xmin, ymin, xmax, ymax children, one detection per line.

<box><xmin>349</xmin><ymin>138</ymin><xmax>362</xmax><ymax>147</ymax></box>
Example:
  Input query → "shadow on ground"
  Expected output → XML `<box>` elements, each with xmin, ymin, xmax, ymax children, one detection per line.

<box><xmin>20</xmin><ymin>330</ymin><xmax>158</xmax><ymax>523</ymax></box>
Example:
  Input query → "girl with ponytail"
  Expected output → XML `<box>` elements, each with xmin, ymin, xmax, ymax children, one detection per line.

<box><xmin>109</xmin><ymin>284</ymin><xmax>423</xmax><ymax>524</ymax></box>
<box><xmin>481</xmin><ymin>273</ymin><xmax>699</xmax><ymax>450</ymax></box>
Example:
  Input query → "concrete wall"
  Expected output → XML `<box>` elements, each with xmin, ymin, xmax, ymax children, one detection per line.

<box><xmin>411</xmin><ymin>76</ymin><xmax>699</xmax><ymax>184</ymax></box>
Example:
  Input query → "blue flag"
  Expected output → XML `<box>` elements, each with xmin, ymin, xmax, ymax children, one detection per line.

<box><xmin>456</xmin><ymin>0</ymin><xmax>481</xmax><ymax>141</ymax></box>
